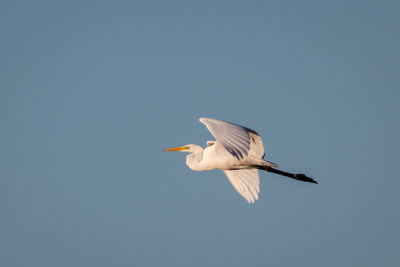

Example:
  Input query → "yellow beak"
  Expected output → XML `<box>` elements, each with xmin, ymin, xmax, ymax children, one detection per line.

<box><xmin>163</xmin><ymin>145</ymin><xmax>189</xmax><ymax>152</ymax></box>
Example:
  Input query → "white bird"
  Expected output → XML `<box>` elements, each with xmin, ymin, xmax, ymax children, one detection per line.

<box><xmin>164</xmin><ymin>118</ymin><xmax>317</xmax><ymax>203</ymax></box>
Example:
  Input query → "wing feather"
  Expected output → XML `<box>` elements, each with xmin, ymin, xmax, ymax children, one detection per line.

<box><xmin>199</xmin><ymin>118</ymin><xmax>264</xmax><ymax>160</ymax></box>
<box><xmin>223</xmin><ymin>169</ymin><xmax>260</xmax><ymax>203</ymax></box>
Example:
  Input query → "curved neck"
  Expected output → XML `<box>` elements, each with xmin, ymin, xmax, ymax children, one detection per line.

<box><xmin>185</xmin><ymin>145</ymin><xmax>204</xmax><ymax>171</ymax></box>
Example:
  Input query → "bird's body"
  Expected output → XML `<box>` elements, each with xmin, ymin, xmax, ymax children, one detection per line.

<box><xmin>164</xmin><ymin>118</ymin><xmax>317</xmax><ymax>203</ymax></box>
<box><xmin>186</xmin><ymin>142</ymin><xmax>270</xmax><ymax>172</ymax></box>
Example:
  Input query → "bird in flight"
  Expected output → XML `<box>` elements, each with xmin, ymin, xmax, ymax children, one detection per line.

<box><xmin>164</xmin><ymin>118</ymin><xmax>317</xmax><ymax>203</ymax></box>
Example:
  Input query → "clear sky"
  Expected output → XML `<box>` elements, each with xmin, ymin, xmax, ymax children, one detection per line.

<box><xmin>1</xmin><ymin>1</ymin><xmax>399</xmax><ymax>266</ymax></box>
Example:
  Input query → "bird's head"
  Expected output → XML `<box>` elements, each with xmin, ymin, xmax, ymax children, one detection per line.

<box><xmin>164</xmin><ymin>144</ymin><xmax>204</xmax><ymax>171</ymax></box>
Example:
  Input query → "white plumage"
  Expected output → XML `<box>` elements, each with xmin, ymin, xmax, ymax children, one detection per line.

<box><xmin>223</xmin><ymin>169</ymin><xmax>260</xmax><ymax>203</ymax></box>
<box><xmin>164</xmin><ymin>118</ymin><xmax>317</xmax><ymax>203</ymax></box>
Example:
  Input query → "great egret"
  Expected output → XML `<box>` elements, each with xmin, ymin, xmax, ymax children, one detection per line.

<box><xmin>164</xmin><ymin>118</ymin><xmax>317</xmax><ymax>203</ymax></box>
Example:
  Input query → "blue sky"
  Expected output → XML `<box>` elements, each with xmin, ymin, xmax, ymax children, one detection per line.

<box><xmin>1</xmin><ymin>1</ymin><xmax>399</xmax><ymax>266</ymax></box>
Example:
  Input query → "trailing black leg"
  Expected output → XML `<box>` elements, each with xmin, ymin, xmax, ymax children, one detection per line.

<box><xmin>261</xmin><ymin>167</ymin><xmax>318</xmax><ymax>184</ymax></box>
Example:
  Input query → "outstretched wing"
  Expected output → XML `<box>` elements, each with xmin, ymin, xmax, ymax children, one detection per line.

<box><xmin>223</xmin><ymin>169</ymin><xmax>260</xmax><ymax>203</ymax></box>
<box><xmin>199</xmin><ymin>118</ymin><xmax>264</xmax><ymax>160</ymax></box>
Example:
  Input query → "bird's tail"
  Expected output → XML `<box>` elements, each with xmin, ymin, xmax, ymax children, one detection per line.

<box><xmin>260</xmin><ymin>166</ymin><xmax>318</xmax><ymax>184</ymax></box>
<box><xmin>263</xmin><ymin>160</ymin><xmax>278</xmax><ymax>168</ymax></box>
